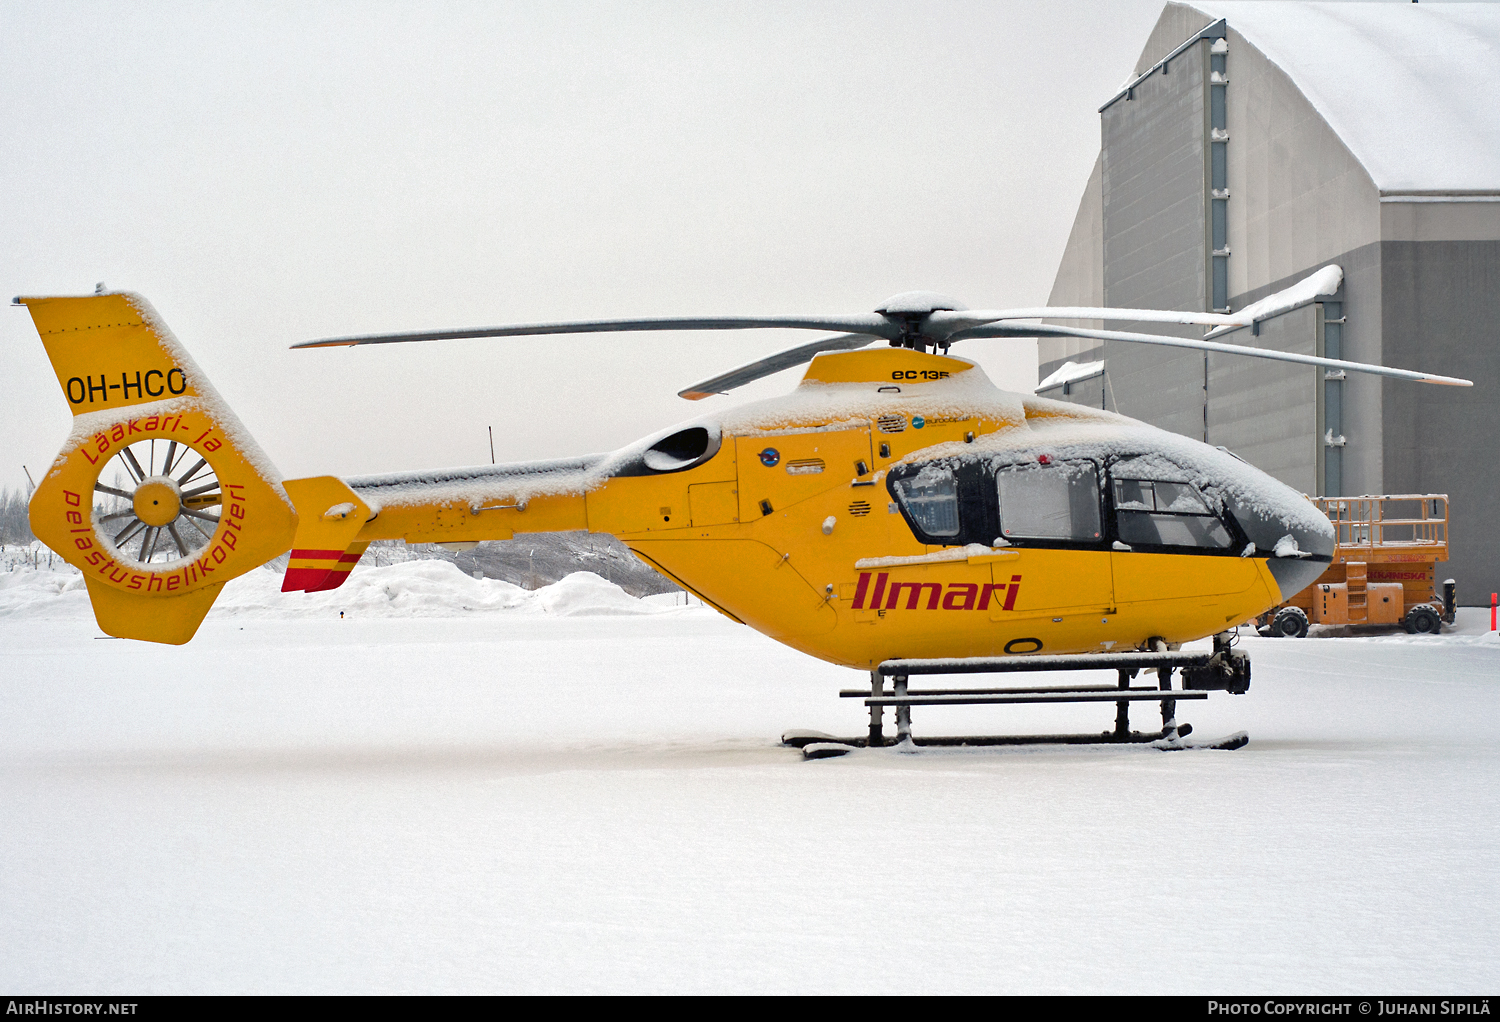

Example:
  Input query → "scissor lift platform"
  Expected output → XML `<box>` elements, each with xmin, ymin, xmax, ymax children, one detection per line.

<box><xmin>783</xmin><ymin>638</ymin><xmax>1251</xmax><ymax>758</ymax></box>
<box><xmin>1260</xmin><ymin>494</ymin><xmax>1455</xmax><ymax>637</ymax></box>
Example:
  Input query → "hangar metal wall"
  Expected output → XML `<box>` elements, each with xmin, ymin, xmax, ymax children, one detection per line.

<box><xmin>1204</xmin><ymin>305</ymin><xmax>1318</xmax><ymax>496</ymax></box>
<box><xmin>1035</xmin><ymin>369</ymin><xmax>1106</xmax><ymax>410</ymax></box>
<box><xmin>1381</xmin><ymin>235</ymin><xmax>1500</xmax><ymax>602</ymax></box>
<box><xmin>1040</xmin><ymin>2</ymin><xmax>1500</xmax><ymax>601</ymax></box>
<box><xmin>1098</xmin><ymin>31</ymin><xmax>1212</xmax><ymax>442</ymax></box>
<box><xmin>1042</xmin><ymin>5</ymin><xmax>1380</xmax><ymax>501</ymax></box>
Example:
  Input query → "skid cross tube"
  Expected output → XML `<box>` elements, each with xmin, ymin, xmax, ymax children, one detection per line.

<box><xmin>853</xmin><ymin>690</ymin><xmax>1211</xmax><ymax>706</ymax></box>
<box><xmin>840</xmin><ymin>684</ymin><xmax>1198</xmax><ymax>697</ymax></box>
<box><xmin>833</xmin><ymin>641</ymin><xmax>1248</xmax><ymax>749</ymax></box>
<box><xmin>876</xmin><ymin>651</ymin><xmax>1215</xmax><ymax>675</ymax></box>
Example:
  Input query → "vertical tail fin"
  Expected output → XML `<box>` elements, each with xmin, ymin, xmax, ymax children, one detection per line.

<box><xmin>16</xmin><ymin>291</ymin><xmax>297</xmax><ymax>643</ymax></box>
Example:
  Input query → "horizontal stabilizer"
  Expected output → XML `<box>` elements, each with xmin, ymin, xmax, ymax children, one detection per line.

<box><xmin>302</xmin><ymin>542</ymin><xmax>369</xmax><ymax>592</ymax></box>
<box><xmin>281</xmin><ymin>476</ymin><xmax>371</xmax><ymax>591</ymax></box>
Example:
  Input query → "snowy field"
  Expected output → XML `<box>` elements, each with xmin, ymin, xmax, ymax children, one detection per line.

<box><xmin>1</xmin><ymin>560</ymin><xmax>1498</xmax><ymax>994</ymax></box>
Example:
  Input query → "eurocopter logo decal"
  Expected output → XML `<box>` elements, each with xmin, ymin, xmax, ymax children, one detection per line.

<box><xmin>852</xmin><ymin>571</ymin><xmax>1021</xmax><ymax>611</ymax></box>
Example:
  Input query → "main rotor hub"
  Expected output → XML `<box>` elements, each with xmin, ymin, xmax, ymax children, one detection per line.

<box><xmin>874</xmin><ymin>291</ymin><xmax>968</xmax><ymax>316</ymax></box>
<box><xmin>874</xmin><ymin>292</ymin><xmax>968</xmax><ymax>352</ymax></box>
<box><xmin>132</xmin><ymin>476</ymin><xmax>182</xmax><ymax>528</ymax></box>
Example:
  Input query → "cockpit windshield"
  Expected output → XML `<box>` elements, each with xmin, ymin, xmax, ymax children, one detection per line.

<box><xmin>891</xmin><ymin>466</ymin><xmax>961</xmax><ymax>537</ymax></box>
<box><xmin>1110</xmin><ymin>458</ymin><xmax>1233</xmax><ymax>550</ymax></box>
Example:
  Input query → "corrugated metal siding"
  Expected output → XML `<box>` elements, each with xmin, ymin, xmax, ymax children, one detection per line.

<box><xmin>1102</xmin><ymin>40</ymin><xmax>1207</xmax><ymax>313</ymax></box>
<box><xmin>1205</xmin><ymin>304</ymin><xmax>1318</xmax><ymax>495</ymax></box>
<box><xmin>1036</xmin><ymin>374</ymin><xmax>1107</xmax><ymax>410</ymax></box>
<box><xmin>1099</xmin><ymin>37</ymin><xmax>1211</xmax><ymax>437</ymax></box>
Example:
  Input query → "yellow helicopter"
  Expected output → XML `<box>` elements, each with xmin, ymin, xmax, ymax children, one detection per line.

<box><xmin>12</xmin><ymin>274</ymin><xmax>1470</xmax><ymax>748</ymax></box>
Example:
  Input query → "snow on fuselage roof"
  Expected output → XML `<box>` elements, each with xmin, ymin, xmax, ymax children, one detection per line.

<box><xmin>1190</xmin><ymin>1</ymin><xmax>1500</xmax><ymax>193</ymax></box>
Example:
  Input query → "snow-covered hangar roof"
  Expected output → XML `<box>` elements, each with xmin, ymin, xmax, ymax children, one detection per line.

<box><xmin>1190</xmin><ymin>2</ymin><xmax>1500</xmax><ymax>194</ymax></box>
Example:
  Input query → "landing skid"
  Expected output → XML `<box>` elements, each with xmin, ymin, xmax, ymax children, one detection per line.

<box><xmin>785</xmin><ymin>729</ymin><xmax>1250</xmax><ymax>759</ymax></box>
<box><xmin>785</xmin><ymin>635</ymin><xmax>1252</xmax><ymax>760</ymax></box>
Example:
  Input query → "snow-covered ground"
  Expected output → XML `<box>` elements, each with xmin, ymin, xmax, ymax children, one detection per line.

<box><xmin>1</xmin><ymin>561</ymin><xmax>1497</xmax><ymax>993</ymax></box>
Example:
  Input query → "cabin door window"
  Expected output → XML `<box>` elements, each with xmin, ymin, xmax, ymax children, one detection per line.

<box><xmin>995</xmin><ymin>461</ymin><xmax>1102</xmax><ymax>542</ymax></box>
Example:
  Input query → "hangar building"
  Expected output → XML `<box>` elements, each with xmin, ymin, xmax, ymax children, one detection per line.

<box><xmin>1040</xmin><ymin>2</ymin><xmax>1500</xmax><ymax>602</ymax></box>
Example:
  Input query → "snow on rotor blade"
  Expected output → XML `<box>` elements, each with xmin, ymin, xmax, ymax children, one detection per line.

<box><xmin>930</xmin><ymin>266</ymin><xmax>1345</xmax><ymax>340</ymax></box>
<box><xmin>293</xmin><ymin>315</ymin><xmax>897</xmax><ymax>349</ymax></box>
<box><xmin>927</xmin><ymin>307</ymin><xmax>1242</xmax><ymax>334</ymax></box>
<box><xmin>677</xmin><ymin>333</ymin><xmax>880</xmax><ymax>400</ymax></box>
<box><xmin>1203</xmin><ymin>265</ymin><xmax>1344</xmax><ymax>339</ymax></box>
<box><xmin>959</xmin><ymin>322</ymin><xmax>1472</xmax><ymax>387</ymax></box>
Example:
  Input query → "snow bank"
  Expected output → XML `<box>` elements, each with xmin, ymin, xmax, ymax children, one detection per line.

<box><xmin>222</xmin><ymin>562</ymin><xmax>695</xmax><ymax>619</ymax></box>
<box><xmin>0</xmin><ymin>561</ymin><xmax>703</xmax><ymax>621</ymax></box>
<box><xmin>0</xmin><ymin>565</ymin><xmax>91</xmax><ymax>620</ymax></box>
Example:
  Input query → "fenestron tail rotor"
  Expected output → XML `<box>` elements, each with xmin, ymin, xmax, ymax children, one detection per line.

<box><xmin>16</xmin><ymin>291</ymin><xmax>297</xmax><ymax>645</ymax></box>
<box><xmin>290</xmin><ymin>266</ymin><xmax>1473</xmax><ymax>393</ymax></box>
<box><xmin>92</xmin><ymin>438</ymin><xmax>223</xmax><ymax>565</ymax></box>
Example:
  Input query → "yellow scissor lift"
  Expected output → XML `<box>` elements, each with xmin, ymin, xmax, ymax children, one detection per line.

<box><xmin>1257</xmin><ymin>495</ymin><xmax>1455</xmax><ymax>637</ymax></box>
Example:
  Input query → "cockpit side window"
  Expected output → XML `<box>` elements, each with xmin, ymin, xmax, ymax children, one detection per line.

<box><xmin>1109</xmin><ymin>460</ymin><xmax>1234</xmax><ymax>550</ymax></box>
<box><xmin>995</xmin><ymin>461</ymin><xmax>1102</xmax><ymax>542</ymax></box>
<box><xmin>891</xmin><ymin>466</ymin><xmax>961</xmax><ymax>538</ymax></box>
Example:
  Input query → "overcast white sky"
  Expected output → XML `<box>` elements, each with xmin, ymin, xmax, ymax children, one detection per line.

<box><xmin>1</xmin><ymin>0</ymin><xmax>1174</xmax><ymax>491</ymax></box>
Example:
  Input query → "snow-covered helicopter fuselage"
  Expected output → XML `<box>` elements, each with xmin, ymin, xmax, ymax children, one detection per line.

<box><xmin>15</xmin><ymin>290</ymin><xmax>1369</xmax><ymax>657</ymax></box>
<box><xmin>321</xmin><ymin>346</ymin><xmax>1334</xmax><ymax>667</ymax></box>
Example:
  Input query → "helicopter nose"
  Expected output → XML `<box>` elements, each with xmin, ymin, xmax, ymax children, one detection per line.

<box><xmin>1224</xmin><ymin>491</ymin><xmax>1336</xmax><ymax>601</ymax></box>
<box><xmin>1261</xmin><ymin>552</ymin><xmax>1330</xmax><ymax>603</ymax></box>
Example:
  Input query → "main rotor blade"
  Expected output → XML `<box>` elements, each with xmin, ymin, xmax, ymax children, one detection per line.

<box><xmin>294</xmin><ymin>314</ymin><xmax>898</xmax><ymax>350</ymax></box>
<box><xmin>677</xmin><ymin>333</ymin><xmax>881</xmax><ymax>400</ymax></box>
<box><xmin>958</xmin><ymin>322</ymin><xmax>1473</xmax><ymax>387</ymax></box>
<box><xmin>929</xmin><ymin>266</ymin><xmax>1345</xmax><ymax>341</ymax></box>
<box><xmin>927</xmin><ymin>307</ymin><xmax>1241</xmax><ymax>337</ymax></box>
<box><xmin>1204</xmin><ymin>264</ymin><xmax>1344</xmax><ymax>338</ymax></box>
